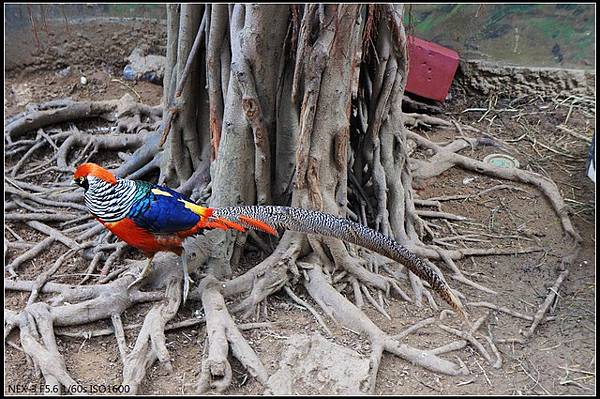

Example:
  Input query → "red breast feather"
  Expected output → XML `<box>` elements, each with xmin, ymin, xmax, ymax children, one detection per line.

<box><xmin>100</xmin><ymin>218</ymin><xmax>183</xmax><ymax>257</ymax></box>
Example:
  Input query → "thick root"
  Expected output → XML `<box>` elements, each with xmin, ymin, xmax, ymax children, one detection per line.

<box><xmin>303</xmin><ymin>261</ymin><xmax>467</xmax><ymax>393</ymax></box>
<box><xmin>197</xmin><ymin>276</ymin><xmax>269</xmax><ymax>393</ymax></box>
<box><xmin>123</xmin><ymin>274</ymin><xmax>182</xmax><ymax>393</ymax></box>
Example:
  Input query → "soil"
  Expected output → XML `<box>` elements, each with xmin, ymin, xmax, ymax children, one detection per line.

<box><xmin>4</xmin><ymin>18</ymin><xmax>596</xmax><ymax>395</ymax></box>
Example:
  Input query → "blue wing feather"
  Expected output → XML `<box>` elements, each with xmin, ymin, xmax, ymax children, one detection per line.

<box><xmin>127</xmin><ymin>182</ymin><xmax>200</xmax><ymax>234</ymax></box>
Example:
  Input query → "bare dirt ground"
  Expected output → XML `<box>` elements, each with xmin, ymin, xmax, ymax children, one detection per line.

<box><xmin>4</xmin><ymin>19</ymin><xmax>596</xmax><ymax>395</ymax></box>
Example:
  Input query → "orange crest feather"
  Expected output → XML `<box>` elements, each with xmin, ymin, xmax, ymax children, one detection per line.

<box><xmin>73</xmin><ymin>163</ymin><xmax>117</xmax><ymax>185</ymax></box>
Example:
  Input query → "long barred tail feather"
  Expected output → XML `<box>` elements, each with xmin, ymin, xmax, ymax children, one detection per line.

<box><xmin>212</xmin><ymin>205</ymin><xmax>467</xmax><ymax>319</ymax></box>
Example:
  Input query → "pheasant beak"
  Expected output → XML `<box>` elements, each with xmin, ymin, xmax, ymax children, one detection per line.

<box><xmin>71</xmin><ymin>179</ymin><xmax>78</xmax><ymax>187</ymax></box>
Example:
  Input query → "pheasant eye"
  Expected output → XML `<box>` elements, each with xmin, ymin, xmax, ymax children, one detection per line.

<box><xmin>79</xmin><ymin>177</ymin><xmax>89</xmax><ymax>190</ymax></box>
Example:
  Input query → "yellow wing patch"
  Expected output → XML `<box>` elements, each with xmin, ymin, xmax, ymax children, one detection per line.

<box><xmin>177</xmin><ymin>199</ymin><xmax>212</xmax><ymax>218</ymax></box>
<box><xmin>151</xmin><ymin>188</ymin><xmax>173</xmax><ymax>197</ymax></box>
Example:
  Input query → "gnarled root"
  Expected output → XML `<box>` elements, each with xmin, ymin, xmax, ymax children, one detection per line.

<box><xmin>197</xmin><ymin>276</ymin><xmax>269</xmax><ymax>393</ymax></box>
<box><xmin>303</xmin><ymin>261</ymin><xmax>467</xmax><ymax>393</ymax></box>
<box><xmin>221</xmin><ymin>232</ymin><xmax>305</xmax><ymax>319</ymax></box>
<box><xmin>5</xmin><ymin>94</ymin><xmax>161</xmax><ymax>140</ymax></box>
<box><xmin>15</xmin><ymin>304</ymin><xmax>81</xmax><ymax>394</ymax></box>
<box><xmin>5</xmin><ymin>254</ymin><xmax>181</xmax><ymax>394</ymax></box>
<box><xmin>122</xmin><ymin>273</ymin><xmax>182</xmax><ymax>394</ymax></box>
<box><xmin>407</xmin><ymin>130</ymin><xmax>582</xmax><ymax>244</ymax></box>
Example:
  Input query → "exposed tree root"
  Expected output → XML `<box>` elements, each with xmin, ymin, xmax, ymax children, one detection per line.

<box><xmin>219</xmin><ymin>232</ymin><xmax>304</xmax><ymax>318</ymax></box>
<box><xmin>122</xmin><ymin>273</ymin><xmax>182</xmax><ymax>394</ymax></box>
<box><xmin>5</xmin><ymin>99</ymin><xmax>580</xmax><ymax>394</ymax></box>
<box><xmin>390</xmin><ymin>316</ymin><xmax>436</xmax><ymax>340</ymax></box>
<box><xmin>16</xmin><ymin>304</ymin><xmax>81</xmax><ymax>393</ymax></box>
<box><xmin>6</xmin><ymin>236</ymin><xmax>55</xmax><ymax>277</ymax></box>
<box><xmin>406</xmin><ymin>129</ymin><xmax>582</xmax><ymax>244</ymax></box>
<box><xmin>284</xmin><ymin>285</ymin><xmax>333</xmax><ymax>336</ymax></box>
<box><xmin>197</xmin><ymin>276</ymin><xmax>269</xmax><ymax>394</ymax></box>
<box><xmin>4</xmin><ymin>100</ymin><xmax>164</xmax><ymax>280</ymax></box>
<box><xmin>5</xmin><ymin>255</ymin><xmax>182</xmax><ymax>394</ymax></box>
<box><xmin>5</xmin><ymin>94</ymin><xmax>160</xmax><ymax>140</ymax></box>
<box><xmin>26</xmin><ymin>249</ymin><xmax>76</xmax><ymax>305</ymax></box>
<box><xmin>467</xmin><ymin>301</ymin><xmax>556</xmax><ymax>322</ymax></box>
<box><xmin>303</xmin><ymin>261</ymin><xmax>467</xmax><ymax>393</ymax></box>
<box><xmin>523</xmin><ymin>269</ymin><xmax>569</xmax><ymax>338</ymax></box>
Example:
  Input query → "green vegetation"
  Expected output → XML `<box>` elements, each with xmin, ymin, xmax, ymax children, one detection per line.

<box><xmin>406</xmin><ymin>4</ymin><xmax>594</xmax><ymax>68</ymax></box>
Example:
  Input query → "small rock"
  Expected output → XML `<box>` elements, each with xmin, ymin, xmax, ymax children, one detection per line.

<box><xmin>123</xmin><ymin>64</ymin><xmax>135</xmax><ymax>81</ymax></box>
<box><xmin>125</xmin><ymin>46</ymin><xmax>165</xmax><ymax>84</ymax></box>
<box><xmin>80</xmin><ymin>76</ymin><xmax>88</xmax><ymax>85</ymax></box>
<box><xmin>56</xmin><ymin>66</ymin><xmax>72</xmax><ymax>78</ymax></box>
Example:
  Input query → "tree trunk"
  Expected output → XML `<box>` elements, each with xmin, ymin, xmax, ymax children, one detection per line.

<box><xmin>157</xmin><ymin>4</ymin><xmax>417</xmax><ymax>281</ymax></box>
<box><xmin>153</xmin><ymin>4</ymin><xmax>453</xmax><ymax>390</ymax></box>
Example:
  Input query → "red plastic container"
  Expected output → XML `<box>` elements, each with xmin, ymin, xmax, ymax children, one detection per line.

<box><xmin>405</xmin><ymin>36</ymin><xmax>460</xmax><ymax>102</ymax></box>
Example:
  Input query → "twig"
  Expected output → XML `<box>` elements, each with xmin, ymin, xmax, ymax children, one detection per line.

<box><xmin>468</xmin><ymin>301</ymin><xmax>556</xmax><ymax>322</ymax></box>
<box><xmin>518</xmin><ymin>361</ymin><xmax>551</xmax><ymax>395</ymax></box>
<box><xmin>523</xmin><ymin>269</ymin><xmax>569</xmax><ymax>337</ymax></box>
<box><xmin>391</xmin><ymin>317</ymin><xmax>436</xmax><ymax>340</ymax></box>
<box><xmin>475</xmin><ymin>359</ymin><xmax>491</xmax><ymax>386</ymax></box>
<box><xmin>438</xmin><ymin>323</ymin><xmax>492</xmax><ymax>364</ymax></box>
<box><xmin>556</xmin><ymin>125</ymin><xmax>592</xmax><ymax>143</ymax></box>
<box><xmin>110</xmin><ymin>79</ymin><xmax>142</xmax><ymax>102</ymax></box>
<box><xmin>557</xmin><ymin>366</ymin><xmax>595</xmax><ymax>376</ymax></box>
<box><xmin>482</xmin><ymin>334</ymin><xmax>502</xmax><ymax>369</ymax></box>
<box><xmin>284</xmin><ymin>286</ymin><xmax>332</xmax><ymax>336</ymax></box>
